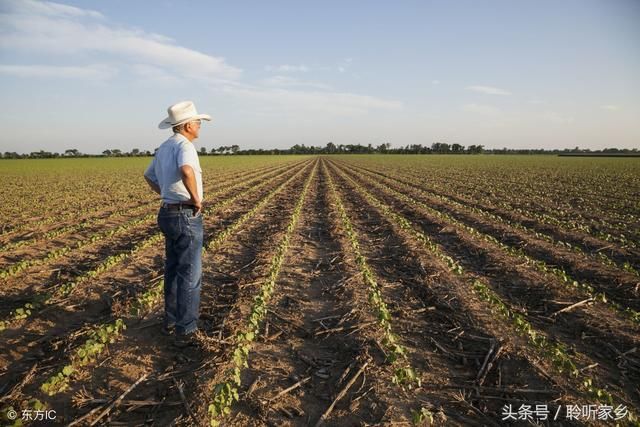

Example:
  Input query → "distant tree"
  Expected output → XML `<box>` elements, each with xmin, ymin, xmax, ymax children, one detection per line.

<box><xmin>409</xmin><ymin>144</ymin><xmax>428</xmax><ymax>154</ymax></box>
<box><xmin>451</xmin><ymin>143</ymin><xmax>465</xmax><ymax>153</ymax></box>
<box><xmin>65</xmin><ymin>148</ymin><xmax>80</xmax><ymax>157</ymax></box>
<box><xmin>131</xmin><ymin>148</ymin><xmax>140</xmax><ymax>156</ymax></box>
<box><xmin>431</xmin><ymin>142</ymin><xmax>450</xmax><ymax>153</ymax></box>
<box><xmin>467</xmin><ymin>144</ymin><xmax>484</xmax><ymax>154</ymax></box>
<box><xmin>200</xmin><ymin>147</ymin><xmax>207</xmax><ymax>155</ymax></box>
<box><xmin>231</xmin><ymin>145</ymin><xmax>239</xmax><ymax>154</ymax></box>
<box><xmin>376</xmin><ymin>142</ymin><xmax>392</xmax><ymax>153</ymax></box>
<box><xmin>102</xmin><ymin>149</ymin><xmax>112</xmax><ymax>156</ymax></box>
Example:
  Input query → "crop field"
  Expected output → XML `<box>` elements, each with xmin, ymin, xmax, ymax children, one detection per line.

<box><xmin>0</xmin><ymin>154</ymin><xmax>639</xmax><ymax>426</ymax></box>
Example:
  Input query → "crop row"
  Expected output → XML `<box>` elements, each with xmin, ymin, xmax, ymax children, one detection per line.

<box><xmin>334</xmin><ymin>162</ymin><xmax>640</xmax><ymax>323</ymax></box>
<box><xmin>39</xmin><ymin>275</ymin><xmax>164</xmax><ymax>395</ymax></box>
<box><xmin>0</xmin><ymin>161</ymin><xmax>304</xmax><ymax>281</ymax></box>
<box><xmin>208</xmin><ymin>162</ymin><xmax>317</xmax><ymax>426</ymax></box>
<box><xmin>342</xmin><ymin>161</ymin><xmax>639</xmax><ymax>277</ymax></box>
<box><xmin>0</xmin><ymin>160</ymin><xmax>293</xmax><ymax>243</ymax></box>
<box><xmin>0</xmin><ymin>161</ymin><xmax>297</xmax><ymax>257</ymax></box>
<box><xmin>0</xmin><ymin>232</ymin><xmax>164</xmax><ymax>333</ymax></box>
<box><xmin>0</xmin><ymin>214</ymin><xmax>155</xmax><ymax>280</ymax></box>
<box><xmin>203</xmin><ymin>162</ymin><xmax>312</xmax><ymax>254</ymax></box>
<box><xmin>402</xmin><ymin>167</ymin><xmax>638</xmax><ymax>249</ymax></box>
<box><xmin>0</xmin><ymin>161</ymin><xmax>311</xmax><ymax>332</ymax></box>
<box><xmin>324</xmin><ymin>162</ymin><xmax>421</xmax><ymax>389</ymax></box>
<box><xmin>0</xmin><ymin>166</ymin><xmax>156</xmax><ymax>220</ymax></box>
<box><xmin>350</xmin><ymin>158</ymin><xmax>637</xmax><ymax>249</ymax></box>
<box><xmin>36</xmin><ymin>161</ymin><xmax>316</xmax><ymax>400</ymax></box>
<box><xmin>326</xmin><ymin>162</ymin><xmax>636</xmax><ymax>421</ymax></box>
<box><xmin>409</xmin><ymin>162</ymin><xmax>639</xmax><ymax>236</ymax></box>
<box><xmin>0</xmin><ymin>190</ymin><xmax>153</xmax><ymax>240</ymax></box>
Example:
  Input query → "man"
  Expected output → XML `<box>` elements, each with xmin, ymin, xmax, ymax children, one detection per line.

<box><xmin>144</xmin><ymin>100</ymin><xmax>211</xmax><ymax>348</ymax></box>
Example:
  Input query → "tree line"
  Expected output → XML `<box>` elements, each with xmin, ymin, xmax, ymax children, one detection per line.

<box><xmin>2</xmin><ymin>143</ymin><xmax>638</xmax><ymax>159</ymax></box>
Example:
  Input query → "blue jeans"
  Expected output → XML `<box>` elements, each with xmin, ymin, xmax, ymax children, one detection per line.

<box><xmin>157</xmin><ymin>207</ymin><xmax>203</xmax><ymax>335</ymax></box>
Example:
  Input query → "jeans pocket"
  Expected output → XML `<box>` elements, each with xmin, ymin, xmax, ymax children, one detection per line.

<box><xmin>184</xmin><ymin>212</ymin><xmax>204</xmax><ymax>245</ymax></box>
<box><xmin>158</xmin><ymin>214</ymin><xmax>182</xmax><ymax>240</ymax></box>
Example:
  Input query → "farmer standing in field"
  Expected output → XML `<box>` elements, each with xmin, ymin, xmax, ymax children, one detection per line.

<box><xmin>143</xmin><ymin>101</ymin><xmax>211</xmax><ymax>348</ymax></box>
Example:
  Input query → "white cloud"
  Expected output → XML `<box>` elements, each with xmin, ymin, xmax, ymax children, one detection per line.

<box><xmin>0</xmin><ymin>1</ymin><xmax>403</xmax><ymax>122</ymax></box>
<box><xmin>601</xmin><ymin>105</ymin><xmax>620</xmax><ymax>111</ymax></box>
<box><xmin>466</xmin><ymin>85</ymin><xmax>512</xmax><ymax>95</ymax></box>
<box><xmin>221</xmin><ymin>85</ymin><xmax>403</xmax><ymax>116</ymax></box>
<box><xmin>0</xmin><ymin>63</ymin><xmax>116</xmax><ymax>80</ymax></box>
<box><xmin>264</xmin><ymin>64</ymin><xmax>309</xmax><ymax>72</ymax></box>
<box><xmin>0</xmin><ymin>0</ymin><xmax>241</xmax><ymax>81</ymax></box>
<box><xmin>1</xmin><ymin>0</ymin><xmax>105</xmax><ymax>19</ymax></box>
<box><xmin>431</xmin><ymin>80</ymin><xmax>440</xmax><ymax>85</ymax></box>
<box><xmin>462</xmin><ymin>103</ymin><xmax>501</xmax><ymax>115</ymax></box>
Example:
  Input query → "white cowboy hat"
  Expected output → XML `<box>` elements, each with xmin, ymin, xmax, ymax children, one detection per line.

<box><xmin>158</xmin><ymin>100</ymin><xmax>212</xmax><ymax>129</ymax></box>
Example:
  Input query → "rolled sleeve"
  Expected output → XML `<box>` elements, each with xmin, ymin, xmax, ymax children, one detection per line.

<box><xmin>177</xmin><ymin>143</ymin><xmax>198</xmax><ymax>169</ymax></box>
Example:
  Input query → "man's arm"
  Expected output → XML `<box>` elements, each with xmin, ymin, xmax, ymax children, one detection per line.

<box><xmin>180</xmin><ymin>165</ymin><xmax>202</xmax><ymax>213</ymax></box>
<box><xmin>144</xmin><ymin>175</ymin><xmax>161</xmax><ymax>195</ymax></box>
<box><xmin>144</xmin><ymin>158</ymin><xmax>161</xmax><ymax>195</ymax></box>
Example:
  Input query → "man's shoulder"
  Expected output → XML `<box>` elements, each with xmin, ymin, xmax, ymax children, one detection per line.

<box><xmin>157</xmin><ymin>136</ymin><xmax>192</xmax><ymax>153</ymax></box>
<box><xmin>169</xmin><ymin>135</ymin><xmax>195</xmax><ymax>151</ymax></box>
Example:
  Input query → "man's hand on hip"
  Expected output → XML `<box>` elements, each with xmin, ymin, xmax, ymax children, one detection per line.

<box><xmin>192</xmin><ymin>199</ymin><xmax>202</xmax><ymax>215</ymax></box>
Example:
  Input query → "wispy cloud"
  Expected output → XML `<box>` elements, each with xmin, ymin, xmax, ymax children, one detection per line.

<box><xmin>0</xmin><ymin>64</ymin><xmax>116</xmax><ymax>80</ymax></box>
<box><xmin>601</xmin><ymin>104</ymin><xmax>620</xmax><ymax>111</ymax></box>
<box><xmin>264</xmin><ymin>64</ymin><xmax>309</xmax><ymax>72</ymax></box>
<box><xmin>0</xmin><ymin>1</ymin><xmax>403</xmax><ymax>119</ymax></box>
<box><xmin>2</xmin><ymin>0</ymin><xmax>105</xmax><ymax>19</ymax></box>
<box><xmin>466</xmin><ymin>85</ymin><xmax>512</xmax><ymax>96</ymax></box>
<box><xmin>221</xmin><ymin>84</ymin><xmax>403</xmax><ymax>116</ymax></box>
<box><xmin>0</xmin><ymin>0</ymin><xmax>241</xmax><ymax>81</ymax></box>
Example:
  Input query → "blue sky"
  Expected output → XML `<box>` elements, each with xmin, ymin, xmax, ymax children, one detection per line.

<box><xmin>0</xmin><ymin>0</ymin><xmax>638</xmax><ymax>153</ymax></box>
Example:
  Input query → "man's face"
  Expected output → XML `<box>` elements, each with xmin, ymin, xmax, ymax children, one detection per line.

<box><xmin>188</xmin><ymin>120</ymin><xmax>201</xmax><ymax>139</ymax></box>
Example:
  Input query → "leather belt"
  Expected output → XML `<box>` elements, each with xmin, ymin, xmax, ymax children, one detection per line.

<box><xmin>161</xmin><ymin>203</ymin><xmax>196</xmax><ymax>210</ymax></box>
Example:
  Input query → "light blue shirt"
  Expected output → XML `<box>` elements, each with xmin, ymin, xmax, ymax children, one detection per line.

<box><xmin>144</xmin><ymin>133</ymin><xmax>203</xmax><ymax>204</ymax></box>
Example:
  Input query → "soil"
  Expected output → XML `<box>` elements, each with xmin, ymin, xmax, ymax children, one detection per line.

<box><xmin>1</xmin><ymin>157</ymin><xmax>637</xmax><ymax>427</ymax></box>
